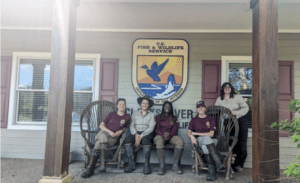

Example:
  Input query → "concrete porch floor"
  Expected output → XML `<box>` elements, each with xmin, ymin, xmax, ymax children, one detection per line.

<box><xmin>0</xmin><ymin>158</ymin><xmax>298</xmax><ymax>183</ymax></box>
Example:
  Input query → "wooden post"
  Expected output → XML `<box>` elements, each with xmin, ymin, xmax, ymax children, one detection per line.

<box><xmin>39</xmin><ymin>0</ymin><xmax>78</xmax><ymax>182</ymax></box>
<box><xmin>251</xmin><ymin>0</ymin><xmax>279</xmax><ymax>182</ymax></box>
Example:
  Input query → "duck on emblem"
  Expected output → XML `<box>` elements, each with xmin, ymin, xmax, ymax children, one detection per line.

<box><xmin>140</xmin><ymin>58</ymin><xmax>169</xmax><ymax>82</ymax></box>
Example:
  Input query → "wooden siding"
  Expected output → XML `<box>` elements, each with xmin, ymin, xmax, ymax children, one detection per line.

<box><xmin>1</xmin><ymin>30</ymin><xmax>300</xmax><ymax>168</ymax></box>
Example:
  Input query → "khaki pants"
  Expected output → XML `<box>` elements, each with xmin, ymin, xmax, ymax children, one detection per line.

<box><xmin>94</xmin><ymin>130</ymin><xmax>125</xmax><ymax>150</ymax></box>
<box><xmin>154</xmin><ymin>135</ymin><xmax>185</xmax><ymax>149</ymax></box>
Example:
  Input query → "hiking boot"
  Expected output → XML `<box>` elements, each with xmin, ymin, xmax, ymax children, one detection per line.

<box><xmin>81</xmin><ymin>152</ymin><xmax>100</xmax><ymax>178</ymax></box>
<box><xmin>124</xmin><ymin>144</ymin><xmax>135</xmax><ymax>173</ymax></box>
<box><xmin>172</xmin><ymin>147</ymin><xmax>183</xmax><ymax>174</ymax></box>
<box><xmin>143</xmin><ymin>145</ymin><xmax>152</xmax><ymax>174</ymax></box>
<box><xmin>204</xmin><ymin>154</ymin><xmax>216</xmax><ymax>181</ymax></box>
<box><xmin>98</xmin><ymin>143</ymin><xmax>108</xmax><ymax>172</ymax></box>
<box><xmin>207</xmin><ymin>144</ymin><xmax>226</xmax><ymax>172</ymax></box>
<box><xmin>156</xmin><ymin>147</ymin><xmax>165</xmax><ymax>175</ymax></box>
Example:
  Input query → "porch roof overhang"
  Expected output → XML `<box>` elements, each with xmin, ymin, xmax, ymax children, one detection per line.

<box><xmin>2</xmin><ymin>0</ymin><xmax>300</xmax><ymax>33</ymax></box>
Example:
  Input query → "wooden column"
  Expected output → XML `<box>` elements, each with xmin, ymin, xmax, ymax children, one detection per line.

<box><xmin>39</xmin><ymin>0</ymin><xmax>78</xmax><ymax>182</ymax></box>
<box><xmin>251</xmin><ymin>0</ymin><xmax>279</xmax><ymax>183</ymax></box>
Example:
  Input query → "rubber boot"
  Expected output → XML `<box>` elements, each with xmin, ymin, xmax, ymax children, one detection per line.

<box><xmin>207</xmin><ymin>144</ymin><xmax>226</xmax><ymax>172</ymax></box>
<box><xmin>205</xmin><ymin>154</ymin><xmax>216</xmax><ymax>181</ymax></box>
<box><xmin>156</xmin><ymin>147</ymin><xmax>165</xmax><ymax>175</ymax></box>
<box><xmin>98</xmin><ymin>143</ymin><xmax>108</xmax><ymax>172</ymax></box>
<box><xmin>81</xmin><ymin>150</ymin><xmax>100</xmax><ymax>178</ymax></box>
<box><xmin>143</xmin><ymin>145</ymin><xmax>152</xmax><ymax>174</ymax></box>
<box><xmin>172</xmin><ymin>147</ymin><xmax>183</xmax><ymax>174</ymax></box>
<box><xmin>124</xmin><ymin>144</ymin><xmax>136</xmax><ymax>173</ymax></box>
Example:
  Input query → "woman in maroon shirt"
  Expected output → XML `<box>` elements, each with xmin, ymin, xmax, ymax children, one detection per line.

<box><xmin>154</xmin><ymin>101</ymin><xmax>184</xmax><ymax>175</ymax></box>
<box><xmin>81</xmin><ymin>98</ymin><xmax>131</xmax><ymax>178</ymax></box>
<box><xmin>187</xmin><ymin>101</ymin><xmax>225</xmax><ymax>181</ymax></box>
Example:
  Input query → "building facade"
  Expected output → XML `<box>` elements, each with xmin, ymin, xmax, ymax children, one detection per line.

<box><xmin>1</xmin><ymin>0</ymin><xmax>300</xmax><ymax>169</ymax></box>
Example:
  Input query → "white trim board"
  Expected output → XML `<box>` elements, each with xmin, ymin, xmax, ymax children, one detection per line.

<box><xmin>7</xmin><ymin>52</ymin><xmax>101</xmax><ymax>131</ymax></box>
<box><xmin>1</xmin><ymin>27</ymin><xmax>300</xmax><ymax>33</ymax></box>
<box><xmin>3</xmin><ymin>0</ymin><xmax>300</xmax><ymax>3</ymax></box>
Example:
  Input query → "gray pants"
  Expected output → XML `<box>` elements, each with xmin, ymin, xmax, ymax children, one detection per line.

<box><xmin>197</xmin><ymin>136</ymin><xmax>218</xmax><ymax>154</ymax></box>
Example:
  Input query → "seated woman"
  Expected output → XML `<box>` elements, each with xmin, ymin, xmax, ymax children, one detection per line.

<box><xmin>81</xmin><ymin>98</ymin><xmax>131</xmax><ymax>178</ymax></box>
<box><xmin>187</xmin><ymin>101</ymin><xmax>225</xmax><ymax>181</ymax></box>
<box><xmin>154</xmin><ymin>101</ymin><xmax>185</xmax><ymax>175</ymax></box>
<box><xmin>123</xmin><ymin>95</ymin><xmax>156</xmax><ymax>174</ymax></box>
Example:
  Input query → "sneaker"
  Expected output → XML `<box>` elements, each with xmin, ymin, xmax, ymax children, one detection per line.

<box><xmin>233</xmin><ymin>165</ymin><xmax>243</xmax><ymax>172</ymax></box>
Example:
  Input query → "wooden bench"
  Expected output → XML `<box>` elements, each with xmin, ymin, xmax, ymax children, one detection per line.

<box><xmin>80</xmin><ymin>100</ymin><xmax>174</xmax><ymax>169</ymax></box>
<box><xmin>134</xmin><ymin>143</ymin><xmax>175</xmax><ymax>152</ymax></box>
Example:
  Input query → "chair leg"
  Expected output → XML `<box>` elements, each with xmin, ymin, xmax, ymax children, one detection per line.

<box><xmin>195</xmin><ymin>153</ymin><xmax>199</xmax><ymax>176</ymax></box>
<box><xmin>225</xmin><ymin>153</ymin><xmax>232</xmax><ymax>180</ymax></box>
<box><xmin>117</xmin><ymin>147</ymin><xmax>122</xmax><ymax>169</ymax></box>
<box><xmin>84</xmin><ymin>156</ymin><xmax>89</xmax><ymax>169</ymax></box>
<box><xmin>230</xmin><ymin>167</ymin><xmax>234</xmax><ymax>179</ymax></box>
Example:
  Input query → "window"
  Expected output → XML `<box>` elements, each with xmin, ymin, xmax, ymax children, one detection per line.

<box><xmin>229</xmin><ymin>63</ymin><xmax>252</xmax><ymax>96</ymax></box>
<box><xmin>8</xmin><ymin>52</ymin><xmax>100</xmax><ymax>130</ymax></box>
<box><xmin>221</xmin><ymin>56</ymin><xmax>253</xmax><ymax>136</ymax></box>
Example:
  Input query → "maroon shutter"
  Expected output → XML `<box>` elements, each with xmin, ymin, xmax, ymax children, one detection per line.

<box><xmin>99</xmin><ymin>58</ymin><xmax>119</xmax><ymax>103</ymax></box>
<box><xmin>278</xmin><ymin>61</ymin><xmax>294</xmax><ymax>137</ymax></box>
<box><xmin>202</xmin><ymin>60</ymin><xmax>221</xmax><ymax>107</ymax></box>
<box><xmin>1</xmin><ymin>56</ymin><xmax>12</xmax><ymax>128</ymax></box>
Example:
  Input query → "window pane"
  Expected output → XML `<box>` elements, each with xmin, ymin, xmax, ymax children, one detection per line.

<box><xmin>72</xmin><ymin>93</ymin><xmax>93</xmax><ymax>123</ymax></box>
<box><xmin>17</xmin><ymin>91</ymin><xmax>93</xmax><ymax>123</ymax></box>
<box><xmin>18</xmin><ymin>59</ymin><xmax>50</xmax><ymax>90</ymax></box>
<box><xmin>17</xmin><ymin>91</ymin><xmax>49</xmax><ymax>122</ymax></box>
<box><xmin>74</xmin><ymin>60</ymin><xmax>93</xmax><ymax>91</ymax></box>
<box><xmin>229</xmin><ymin>63</ymin><xmax>252</xmax><ymax>94</ymax></box>
<box><xmin>16</xmin><ymin>59</ymin><xmax>94</xmax><ymax>124</ymax></box>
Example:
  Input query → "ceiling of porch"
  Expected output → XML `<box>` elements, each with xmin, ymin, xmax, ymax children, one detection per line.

<box><xmin>1</xmin><ymin>0</ymin><xmax>300</xmax><ymax>32</ymax></box>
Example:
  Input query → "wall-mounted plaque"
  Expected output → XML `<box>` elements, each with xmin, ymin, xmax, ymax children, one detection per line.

<box><xmin>132</xmin><ymin>39</ymin><xmax>189</xmax><ymax>105</ymax></box>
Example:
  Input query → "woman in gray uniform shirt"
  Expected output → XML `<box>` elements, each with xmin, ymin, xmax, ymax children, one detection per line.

<box><xmin>215</xmin><ymin>82</ymin><xmax>249</xmax><ymax>172</ymax></box>
<box><xmin>123</xmin><ymin>95</ymin><xmax>156</xmax><ymax>174</ymax></box>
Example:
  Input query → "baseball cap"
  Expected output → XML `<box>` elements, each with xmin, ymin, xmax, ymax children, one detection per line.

<box><xmin>196</xmin><ymin>101</ymin><xmax>206</xmax><ymax>108</ymax></box>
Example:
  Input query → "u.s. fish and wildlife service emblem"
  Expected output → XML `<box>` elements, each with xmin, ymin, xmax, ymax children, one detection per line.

<box><xmin>132</xmin><ymin>39</ymin><xmax>189</xmax><ymax>105</ymax></box>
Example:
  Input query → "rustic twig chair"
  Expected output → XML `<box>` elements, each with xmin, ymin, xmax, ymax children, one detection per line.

<box><xmin>80</xmin><ymin>100</ymin><xmax>125</xmax><ymax>169</ymax></box>
<box><xmin>191</xmin><ymin>106</ymin><xmax>239</xmax><ymax>180</ymax></box>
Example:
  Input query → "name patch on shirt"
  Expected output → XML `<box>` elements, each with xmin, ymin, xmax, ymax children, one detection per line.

<box><xmin>206</xmin><ymin>121</ymin><xmax>210</xmax><ymax>128</ymax></box>
<box><xmin>120</xmin><ymin>119</ymin><xmax>125</xmax><ymax>126</ymax></box>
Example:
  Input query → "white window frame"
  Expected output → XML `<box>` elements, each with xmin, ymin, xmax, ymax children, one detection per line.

<box><xmin>221</xmin><ymin>56</ymin><xmax>253</xmax><ymax>137</ymax></box>
<box><xmin>7</xmin><ymin>52</ymin><xmax>101</xmax><ymax>131</ymax></box>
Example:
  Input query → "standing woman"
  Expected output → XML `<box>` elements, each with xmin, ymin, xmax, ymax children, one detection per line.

<box><xmin>187</xmin><ymin>101</ymin><xmax>225</xmax><ymax>181</ymax></box>
<box><xmin>154</xmin><ymin>101</ymin><xmax>185</xmax><ymax>175</ymax></box>
<box><xmin>123</xmin><ymin>95</ymin><xmax>156</xmax><ymax>174</ymax></box>
<box><xmin>215</xmin><ymin>82</ymin><xmax>249</xmax><ymax>172</ymax></box>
